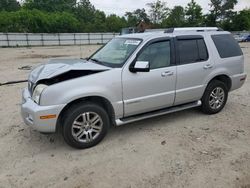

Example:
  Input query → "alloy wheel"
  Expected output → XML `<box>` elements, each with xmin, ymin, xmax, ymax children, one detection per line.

<box><xmin>209</xmin><ymin>87</ymin><xmax>225</xmax><ymax>110</ymax></box>
<box><xmin>71</xmin><ymin>112</ymin><xmax>103</xmax><ymax>143</ymax></box>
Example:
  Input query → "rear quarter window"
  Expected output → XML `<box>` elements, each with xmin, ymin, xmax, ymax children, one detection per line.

<box><xmin>212</xmin><ymin>34</ymin><xmax>243</xmax><ymax>58</ymax></box>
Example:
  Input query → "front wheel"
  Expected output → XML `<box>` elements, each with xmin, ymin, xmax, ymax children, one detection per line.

<box><xmin>62</xmin><ymin>102</ymin><xmax>109</xmax><ymax>149</ymax></box>
<box><xmin>201</xmin><ymin>80</ymin><xmax>228</xmax><ymax>114</ymax></box>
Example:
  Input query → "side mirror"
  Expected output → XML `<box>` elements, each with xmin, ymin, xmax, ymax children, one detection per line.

<box><xmin>130</xmin><ymin>61</ymin><xmax>150</xmax><ymax>73</ymax></box>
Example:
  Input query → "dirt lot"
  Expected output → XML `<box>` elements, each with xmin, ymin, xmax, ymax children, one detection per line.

<box><xmin>0</xmin><ymin>44</ymin><xmax>249</xmax><ymax>188</ymax></box>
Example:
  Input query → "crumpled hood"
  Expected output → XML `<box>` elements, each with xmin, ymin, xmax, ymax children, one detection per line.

<box><xmin>29</xmin><ymin>59</ymin><xmax>111</xmax><ymax>83</ymax></box>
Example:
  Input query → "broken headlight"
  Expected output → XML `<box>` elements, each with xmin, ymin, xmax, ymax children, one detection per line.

<box><xmin>32</xmin><ymin>84</ymin><xmax>48</xmax><ymax>104</ymax></box>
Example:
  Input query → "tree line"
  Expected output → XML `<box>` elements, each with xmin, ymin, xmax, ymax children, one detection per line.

<box><xmin>0</xmin><ymin>0</ymin><xmax>249</xmax><ymax>33</ymax></box>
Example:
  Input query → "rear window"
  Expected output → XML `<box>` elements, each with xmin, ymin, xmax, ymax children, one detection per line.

<box><xmin>212</xmin><ymin>34</ymin><xmax>243</xmax><ymax>58</ymax></box>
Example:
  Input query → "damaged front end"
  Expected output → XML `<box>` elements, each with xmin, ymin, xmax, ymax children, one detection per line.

<box><xmin>36</xmin><ymin>69</ymin><xmax>105</xmax><ymax>86</ymax></box>
<box><xmin>28</xmin><ymin>59</ymin><xmax>110</xmax><ymax>95</ymax></box>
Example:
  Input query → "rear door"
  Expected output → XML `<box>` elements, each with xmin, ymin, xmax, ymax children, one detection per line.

<box><xmin>174</xmin><ymin>35</ymin><xmax>214</xmax><ymax>105</ymax></box>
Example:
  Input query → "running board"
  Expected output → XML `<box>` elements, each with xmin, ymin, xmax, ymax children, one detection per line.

<box><xmin>115</xmin><ymin>100</ymin><xmax>201</xmax><ymax>126</ymax></box>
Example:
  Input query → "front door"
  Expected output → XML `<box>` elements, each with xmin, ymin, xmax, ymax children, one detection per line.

<box><xmin>122</xmin><ymin>39</ymin><xmax>176</xmax><ymax>117</ymax></box>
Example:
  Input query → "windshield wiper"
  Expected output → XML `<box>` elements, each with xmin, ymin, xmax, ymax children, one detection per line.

<box><xmin>89</xmin><ymin>58</ymin><xmax>104</xmax><ymax>65</ymax></box>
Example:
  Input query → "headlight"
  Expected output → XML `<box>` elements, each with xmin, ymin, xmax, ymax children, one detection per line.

<box><xmin>32</xmin><ymin>84</ymin><xmax>48</xmax><ymax>104</ymax></box>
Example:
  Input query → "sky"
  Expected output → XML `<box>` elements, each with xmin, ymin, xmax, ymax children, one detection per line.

<box><xmin>89</xmin><ymin>0</ymin><xmax>250</xmax><ymax>16</ymax></box>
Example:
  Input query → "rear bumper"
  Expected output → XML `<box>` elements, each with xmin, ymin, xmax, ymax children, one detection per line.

<box><xmin>230</xmin><ymin>73</ymin><xmax>247</xmax><ymax>91</ymax></box>
<box><xmin>21</xmin><ymin>88</ymin><xmax>66</xmax><ymax>133</ymax></box>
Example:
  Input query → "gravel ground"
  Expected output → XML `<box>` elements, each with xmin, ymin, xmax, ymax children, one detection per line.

<box><xmin>0</xmin><ymin>44</ymin><xmax>249</xmax><ymax>188</ymax></box>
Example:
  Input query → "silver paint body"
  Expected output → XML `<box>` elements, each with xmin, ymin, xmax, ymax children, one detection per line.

<box><xmin>21</xmin><ymin>30</ymin><xmax>247</xmax><ymax>133</ymax></box>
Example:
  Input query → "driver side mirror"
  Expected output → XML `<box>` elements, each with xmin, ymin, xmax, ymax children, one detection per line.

<box><xmin>130</xmin><ymin>61</ymin><xmax>150</xmax><ymax>73</ymax></box>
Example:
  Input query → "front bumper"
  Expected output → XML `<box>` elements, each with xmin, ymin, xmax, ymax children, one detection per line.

<box><xmin>21</xmin><ymin>88</ymin><xmax>66</xmax><ymax>133</ymax></box>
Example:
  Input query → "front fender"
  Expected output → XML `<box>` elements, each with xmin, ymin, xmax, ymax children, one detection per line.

<box><xmin>40</xmin><ymin>69</ymin><xmax>123</xmax><ymax>118</ymax></box>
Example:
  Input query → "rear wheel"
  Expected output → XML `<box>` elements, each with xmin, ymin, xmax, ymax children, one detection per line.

<box><xmin>201</xmin><ymin>80</ymin><xmax>228</xmax><ymax>114</ymax></box>
<box><xmin>62</xmin><ymin>102</ymin><xmax>109</xmax><ymax>149</ymax></box>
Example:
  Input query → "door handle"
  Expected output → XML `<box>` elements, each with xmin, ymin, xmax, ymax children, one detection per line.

<box><xmin>161</xmin><ymin>71</ymin><xmax>174</xmax><ymax>77</ymax></box>
<box><xmin>203</xmin><ymin>64</ymin><xmax>213</xmax><ymax>69</ymax></box>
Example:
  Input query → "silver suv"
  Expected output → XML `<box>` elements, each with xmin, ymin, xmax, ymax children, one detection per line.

<box><xmin>21</xmin><ymin>27</ymin><xmax>247</xmax><ymax>149</ymax></box>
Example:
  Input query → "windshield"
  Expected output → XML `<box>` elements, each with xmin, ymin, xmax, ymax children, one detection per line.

<box><xmin>90</xmin><ymin>38</ymin><xmax>142</xmax><ymax>68</ymax></box>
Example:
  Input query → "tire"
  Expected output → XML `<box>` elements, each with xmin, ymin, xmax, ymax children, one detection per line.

<box><xmin>201</xmin><ymin>80</ymin><xmax>228</xmax><ymax>114</ymax></box>
<box><xmin>62</xmin><ymin>102</ymin><xmax>110</xmax><ymax>149</ymax></box>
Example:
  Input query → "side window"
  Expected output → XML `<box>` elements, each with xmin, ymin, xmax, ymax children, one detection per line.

<box><xmin>178</xmin><ymin>38</ymin><xmax>208</xmax><ymax>65</ymax></box>
<box><xmin>178</xmin><ymin>39</ymin><xmax>199</xmax><ymax>64</ymax></box>
<box><xmin>137</xmin><ymin>41</ymin><xmax>171</xmax><ymax>69</ymax></box>
<box><xmin>212</xmin><ymin>34</ymin><xmax>243</xmax><ymax>58</ymax></box>
<box><xmin>197</xmin><ymin>39</ymin><xmax>208</xmax><ymax>61</ymax></box>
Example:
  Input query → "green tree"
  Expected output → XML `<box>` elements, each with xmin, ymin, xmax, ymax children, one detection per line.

<box><xmin>147</xmin><ymin>0</ymin><xmax>169</xmax><ymax>24</ymax></box>
<box><xmin>73</xmin><ymin>0</ymin><xmax>95</xmax><ymax>24</ymax></box>
<box><xmin>231</xmin><ymin>9</ymin><xmax>250</xmax><ymax>31</ymax></box>
<box><xmin>23</xmin><ymin>0</ymin><xmax>76</xmax><ymax>12</ymax></box>
<box><xmin>0</xmin><ymin>9</ymin><xmax>80</xmax><ymax>32</ymax></box>
<box><xmin>206</xmin><ymin>0</ymin><xmax>238</xmax><ymax>26</ymax></box>
<box><xmin>125</xmin><ymin>8</ymin><xmax>150</xmax><ymax>26</ymax></box>
<box><xmin>185</xmin><ymin>0</ymin><xmax>203</xmax><ymax>26</ymax></box>
<box><xmin>106</xmin><ymin>14</ymin><xmax>127</xmax><ymax>32</ymax></box>
<box><xmin>0</xmin><ymin>0</ymin><xmax>20</xmax><ymax>11</ymax></box>
<box><xmin>162</xmin><ymin>6</ymin><xmax>186</xmax><ymax>27</ymax></box>
<box><xmin>48</xmin><ymin>12</ymin><xmax>80</xmax><ymax>32</ymax></box>
<box><xmin>91</xmin><ymin>10</ymin><xmax>107</xmax><ymax>32</ymax></box>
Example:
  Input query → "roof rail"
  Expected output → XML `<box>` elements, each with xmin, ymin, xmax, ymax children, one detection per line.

<box><xmin>164</xmin><ymin>27</ymin><xmax>223</xmax><ymax>33</ymax></box>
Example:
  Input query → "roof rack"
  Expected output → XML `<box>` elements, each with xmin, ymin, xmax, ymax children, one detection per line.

<box><xmin>164</xmin><ymin>27</ymin><xmax>223</xmax><ymax>33</ymax></box>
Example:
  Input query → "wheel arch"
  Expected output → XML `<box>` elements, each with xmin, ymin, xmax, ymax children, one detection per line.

<box><xmin>206</xmin><ymin>74</ymin><xmax>232</xmax><ymax>91</ymax></box>
<box><xmin>56</xmin><ymin>96</ymin><xmax>116</xmax><ymax>132</ymax></box>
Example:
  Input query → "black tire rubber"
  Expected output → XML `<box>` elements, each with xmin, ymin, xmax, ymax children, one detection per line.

<box><xmin>62</xmin><ymin>102</ymin><xmax>109</xmax><ymax>149</ymax></box>
<box><xmin>201</xmin><ymin>80</ymin><xmax>228</xmax><ymax>114</ymax></box>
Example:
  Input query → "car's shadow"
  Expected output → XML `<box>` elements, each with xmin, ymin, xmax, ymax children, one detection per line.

<box><xmin>23</xmin><ymin>107</ymin><xmax>204</xmax><ymax>151</ymax></box>
<box><xmin>108</xmin><ymin>107</ymin><xmax>203</xmax><ymax>137</ymax></box>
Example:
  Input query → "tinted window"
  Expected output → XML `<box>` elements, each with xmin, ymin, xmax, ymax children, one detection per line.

<box><xmin>197</xmin><ymin>39</ymin><xmax>208</xmax><ymax>61</ymax></box>
<box><xmin>178</xmin><ymin>38</ymin><xmax>208</xmax><ymax>64</ymax></box>
<box><xmin>212</xmin><ymin>34</ymin><xmax>243</xmax><ymax>58</ymax></box>
<box><xmin>137</xmin><ymin>41</ymin><xmax>171</xmax><ymax>69</ymax></box>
